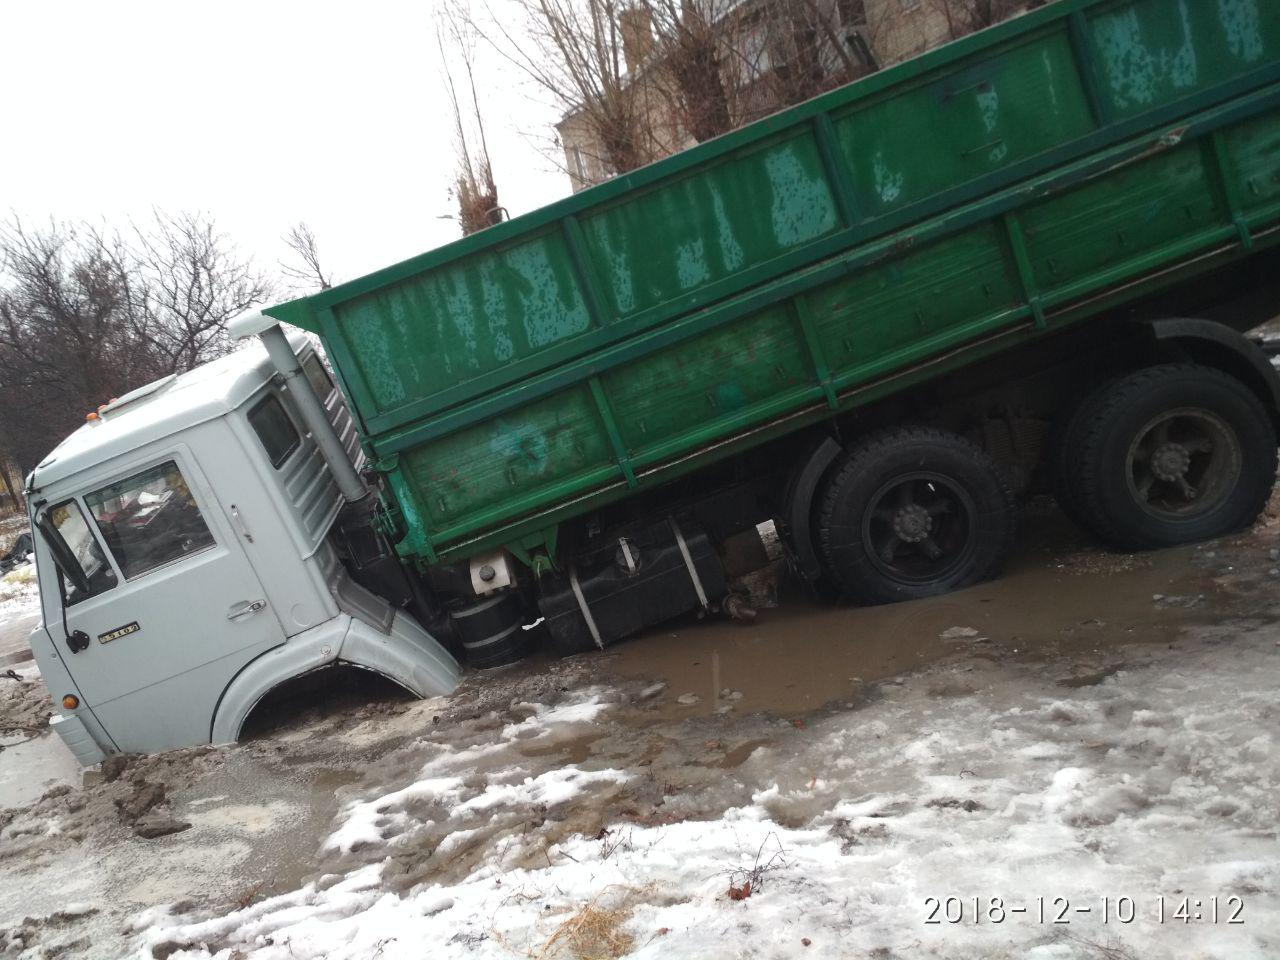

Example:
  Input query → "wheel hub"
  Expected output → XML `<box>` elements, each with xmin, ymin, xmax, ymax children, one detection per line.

<box><xmin>1151</xmin><ymin>441</ymin><xmax>1191</xmax><ymax>483</ymax></box>
<box><xmin>892</xmin><ymin>503</ymin><xmax>932</xmax><ymax>543</ymax></box>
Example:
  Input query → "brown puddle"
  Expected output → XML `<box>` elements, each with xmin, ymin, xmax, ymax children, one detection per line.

<box><xmin>518</xmin><ymin>732</ymin><xmax>605</xmax><ymax>764</ymax></box>
<box><xmin>600</xmin><ymin>507</ymin><xmax>1229</xmax><ymax>718</ymax></box>
<box><xmin>717</xmin><ymin>738</ymin><xmax>773</xmax><ymax>768</ymax></box>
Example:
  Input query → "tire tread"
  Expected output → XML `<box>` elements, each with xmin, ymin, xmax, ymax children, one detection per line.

<box><xmin>1073</xmin><ymin>363</ymin><xmax>1277</xmax><ymax>549</ymax></box>
<box><xmin>816</xmin><ymin>426</ymin><xmax>1017</xmax><ymax>604</ymax></box>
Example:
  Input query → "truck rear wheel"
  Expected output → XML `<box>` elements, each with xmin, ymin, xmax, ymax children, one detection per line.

<box><xmin>816</xmin><ymin>428</ymin><xmax>1017</xmax><ymax>604</ymax></box>
<box><xmin>1072</xmin><ymin>364</ymin><xmax>1277</xmax><ymax>549</ymax></box>
<box><xmin>1049</xmin><ymin>376</ymin><xmax>1121</xmax><ymax>530</ymax></box>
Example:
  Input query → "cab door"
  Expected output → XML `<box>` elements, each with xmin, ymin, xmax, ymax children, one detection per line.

<box><xmin>40</xmin><ymin>447</ymin><xmax>286</xmax><ymax>753</ymax></box>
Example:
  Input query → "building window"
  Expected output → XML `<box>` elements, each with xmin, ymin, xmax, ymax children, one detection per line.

<box><xmin>836</xmin><ymin>0</ymin><xmax>868</xmax><ymax>27</ymax></box>
<box><xmin>569</xmin><ymin>145</ymin><xmax>586</xmax><ymax>184</ymax></box>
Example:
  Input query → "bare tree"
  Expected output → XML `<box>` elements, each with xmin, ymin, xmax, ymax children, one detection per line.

<box><xmin>129</xmin><ymin>212</ymin><xmax>274</xmax><ymax>372</ymax></box>
<box><xmin>0</xmin><ymin>458</ymin><xmax>19</xmax><ymax>512</ymax></box>
<box><xmin>0</xmin><ymin>212</ymin><xmax>272</xmax><ymax>471</ymax></box>
<box><xmin>931</xmin><ymin>0</ymin><xmax>1027</xmax><ymax>40</ymax></box>
<box><xmin>465</xmin><ymin>0</ymin><xmax>667</xmax><ymax>178</ymax></box>
<box><xmin>440</xmin><ymin>17</ymin><xmax>506</xmax><ymax>236</ymax></box>
<box><xmin>281</xmin><ymin>222</ymin><xmax>333</xmax><ymax>292</ymax></box>
<box><xmin>639</xmin><ymin>0</ymin><xmax>737</xmax><ymax>143</ymax></box>
<box><xmin>736</xmin><ymin>0</ymin><xmax>876</xmax><ymax>119</ymax></box>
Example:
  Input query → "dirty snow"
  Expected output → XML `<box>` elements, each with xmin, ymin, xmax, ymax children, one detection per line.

<box><xmin>325</xmin><ymin>691</ymin><xmax>620</xmax><ymax>856</ymax></box>
<box><xmin>135</xmin><ymin>625</ymin><xmax>1280</xmax><ymax>960</ymax></box>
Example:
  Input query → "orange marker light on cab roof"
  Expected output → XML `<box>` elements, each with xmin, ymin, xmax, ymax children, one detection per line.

<box><xmin>62</xmin><ymin>695</ymin><xmax>79</xmax><ymax>710</ymax></box>
<box><xmin>85</xmin><ymin>412</ymin><xmax>98</xmax><ymax>422</ymax></box>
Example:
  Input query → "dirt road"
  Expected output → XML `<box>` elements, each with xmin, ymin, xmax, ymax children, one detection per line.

<box><xmin>1</xmin><ymin>494</ymin><xmax>1278</xmax><ymax>959</ymax></box>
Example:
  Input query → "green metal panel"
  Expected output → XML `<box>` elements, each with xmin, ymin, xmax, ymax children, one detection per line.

<box><xmin>580</xmin><ymin>130</ymin><xmax>842</xmax><ymax>318</ymax></box>
<box><xmin>810</xmin><ymin>223</ymin><xmax>1024</xmax><ymax>375</ymax></box>
<box><xmin>602</xmin><ymin>304</ymin><xmax>813</xmax><ymax>453</ymax></box>
<box><xmin>1088</xmin><ymin>0</ymin><xmax>1280</xmax><ymax>119</ymax></box>
<box><xmin>399</xmin><ymin>383</ymin><xmax>614</xmax><ymax>527</ymax></box>
<box><xmin>334</xmin><ymin>229</ymin><xmax>595</xmax><ymax>422</ymax></box>
<box><xmin>832</xmin><ymin>26</ymin><xmax>1097</xmax><ymax>218</ymax></box>
<box><xmin>261</xmin><ymin>0</ymin><xmax>1280</xmax><ymax>566</ymax></box>
<box><xmin>1017</xmin><ymin>140</ymin><xmax>1224</xmax><ymax>290</ymax></box>
<box><xmin>1224</xmin><ymin>110</ymin><xmax>1280</xmax><ymax>212</ymax></box>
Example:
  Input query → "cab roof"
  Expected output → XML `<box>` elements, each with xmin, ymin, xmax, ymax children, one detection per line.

<box><xmin>28</xmin><ymin>331</ymin><xmax>310</xmax><ymax>494</ymax></box>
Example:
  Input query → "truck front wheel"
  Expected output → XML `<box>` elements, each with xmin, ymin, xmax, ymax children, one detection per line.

<box><xmin>1071</xmin><ymin>364</ymin><xmax>1277</xmax><ymax>549</ymax></box>
<box><xmin>816</xmin><ymin>428</ymin><xmax>1017</xmax><ymax>604</ymax></box>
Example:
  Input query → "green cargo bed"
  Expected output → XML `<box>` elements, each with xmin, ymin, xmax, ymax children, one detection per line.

<box><xmin>265</xmin><ymin>0</ymin><xmax>1280</xmax><ymax>566</ymax></box>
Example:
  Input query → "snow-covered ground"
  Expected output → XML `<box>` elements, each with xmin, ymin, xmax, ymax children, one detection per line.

<box><xmin>133</xmin><ymin>621</ymin><xmax>1280</xmax><ymax>960</ymax></box>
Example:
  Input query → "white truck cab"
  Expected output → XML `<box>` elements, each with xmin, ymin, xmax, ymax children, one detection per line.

<box><xmin>26</xmin><ymin>331</ymin><xmax>458</xmax><ymax>765</ymax></box>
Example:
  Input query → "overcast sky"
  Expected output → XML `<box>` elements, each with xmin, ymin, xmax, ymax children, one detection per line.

<box><xmin>0</xmin><ymin>0</ymin><xmax>570</xmax><ymax>287</ymax></box>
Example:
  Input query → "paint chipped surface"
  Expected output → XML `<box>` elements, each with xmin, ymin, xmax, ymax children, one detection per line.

<box><xmin>872</xmin><ymin>151</ymin><xmax>905</xmax><ymax>204</ymax></box>
<box><xmin>763</xmin><ymin>144</ymin><xmax>839</xmax><ymax>248</ymax></box>
<box><xmin>1093</xmin><ymin>0</ymin><xmax>1273</xmax><ymax>117</ymax></box>
<box><xmin>1220</xmin><ymin>0</ymin><xmax>1265</xmax><ymax>62</ymax></box>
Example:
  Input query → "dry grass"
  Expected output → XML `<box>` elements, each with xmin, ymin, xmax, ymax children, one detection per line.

<box><xmin>533</xmin><ymin>889</ymin><xmax>635</xmax><ymax>960</ymax></box>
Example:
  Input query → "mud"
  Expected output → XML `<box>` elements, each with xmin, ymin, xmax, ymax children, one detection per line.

<box><xmin>1</xmin><ymin>490</ymin><xmax>1278</xmax><ymax>957</ymax></box>
<box><xmin>0</xmin><ymin>676</ymin><xmax>52</xmax><ymax>737</ymax></box>
<box><xmin>596</xmin><ymin>499</ymin><xmax>1231</xmax><ymax>718</ymax></box>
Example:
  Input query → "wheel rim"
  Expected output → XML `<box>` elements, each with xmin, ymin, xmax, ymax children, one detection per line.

<box><xmin>862</xmin><ymin>472</ymin><xmax>977</xmax><ymax>585</ymax></box>
<box><xmin>1124</xmin><ymin>407</ymin><xmax>1241</xmax><ymax>521</ymax></box>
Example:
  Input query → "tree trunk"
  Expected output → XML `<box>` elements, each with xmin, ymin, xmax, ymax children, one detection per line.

<box><xmin>0</xmin><ymin>460</ymin><xmax>20</xmax><ymax>512</ymax></box>
<box><xmin>673</xmin><ymin>47</ymin><xmax>733</xmax><ymax>142</ymax></box>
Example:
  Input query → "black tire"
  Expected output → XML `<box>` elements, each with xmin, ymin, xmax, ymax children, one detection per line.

<box><xmin>1049</xmin><ymin>376</ymin><xmax>1122</xmax><ymax>530</ymax></box>
<box><xmin>1073</xmin><ymin>364</ymin><xmax>1277</xmax><ymax>550</ymax></box>
<box><xmin>816</xmin><ymin>427</ymin><xmax>1017</xmax><ymax>605</ymax></box>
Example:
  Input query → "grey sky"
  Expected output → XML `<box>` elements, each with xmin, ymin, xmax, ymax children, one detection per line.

<box><xmin>0</xmin><ymin>0</ymin><xmax>570</xmax><ymax>287</ymax></box>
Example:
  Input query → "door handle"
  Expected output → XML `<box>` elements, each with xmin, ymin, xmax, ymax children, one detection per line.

<box><xmin>227</xmin><ymin>599</ymin><xmax>266</xmax><ymax>621</ymax></box>
<box><xmin>229</xmin><ymin>504</ymin><xmax>254</xmax><ymax>543</ymax></box>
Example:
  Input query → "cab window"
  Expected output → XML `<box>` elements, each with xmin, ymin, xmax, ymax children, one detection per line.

<box><xmin>85</xmin><ymin>461</ymin><xmax>216</xmax><ymax>579</ymax></box>
<box><xmin>248</xmin><ymin>395</ymin><xmax>300</xmax><ymax>469</ymax></box>
<box><xmin>48</xmin><ymin>500</ymin><xmax>117</xmax><ymax>604</ymax></box>
<box><xmin>303</xmin><ymin>353</ymin><xmax>333</xmax><ymax>400</ymax></box>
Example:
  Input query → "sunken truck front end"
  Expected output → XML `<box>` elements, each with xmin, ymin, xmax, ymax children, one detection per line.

<box><xmin>25</xmin><ymin>332</ymin><xmax>458</xmax><ymax>764</ymax></box>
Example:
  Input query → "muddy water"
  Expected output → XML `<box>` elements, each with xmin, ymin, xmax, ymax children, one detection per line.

<box><xmin>601</xmin><ymin>507</ymin><xmax>1226</xmax><ymax>717</ymax></box>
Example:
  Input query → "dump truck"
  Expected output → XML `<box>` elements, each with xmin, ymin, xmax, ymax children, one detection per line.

<box><xmin>23</xmin><ymin>0</ymin><xmax>1280</xmax><ymax>762</ymax></box>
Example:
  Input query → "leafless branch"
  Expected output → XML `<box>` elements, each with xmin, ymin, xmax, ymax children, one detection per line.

<box><xmin>281</xmin><ymin>222</ymin><xmax>333</xmax><ymax>293</ymax></box>
<box><xmin>0</xmin><ymin>211</ymin><xmax>272</xmax><ymax>472</ymax></box>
